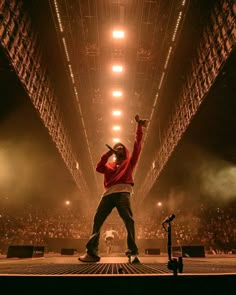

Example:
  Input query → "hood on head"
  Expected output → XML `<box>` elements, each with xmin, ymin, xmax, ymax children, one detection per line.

<box><xmin>113</xmin><ymin>142</ymin><xmax>129</xmax><ymax>159</ymax></box>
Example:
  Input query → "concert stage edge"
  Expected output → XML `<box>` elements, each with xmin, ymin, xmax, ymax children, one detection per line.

<box><xmin>0</xmin><ymin>253</ymin><xmax>236</xmax><ymax>294</ymax></box>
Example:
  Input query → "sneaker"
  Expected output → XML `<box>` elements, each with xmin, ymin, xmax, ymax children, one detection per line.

<box><xmin>131</xmin><ymin>256</ymin><xmax>140</xmax><ymax>264</ymax></box>
<box><xmin>78</xmin><ymin>253</ymin><xmax>100</xmax><ymax>262</ymax></box>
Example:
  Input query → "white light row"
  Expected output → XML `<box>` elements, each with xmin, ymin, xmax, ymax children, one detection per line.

<box><xmin>141</xmin><ymin>1</ymin><xmax>187</xmax><ymax>149</ymax></box>
<box><xmin>54</xmin><ymin>0</ymin><xmax>63</xmax><ymax>32</ymax></box>
<box><xmin>164</xmin><ymin>46</ymin><xmax>173</xmax><ymax>70</ymax></box>
<box><xmin>53</xmin><ymin>1</ymin><xmax>96</xmax><ymax>173</ymax></box>
<box><xmin>172</xmin><ymin>11</ymin><xmax>183</xmax><ymax>42</ymax></box>
<box><xmin>110</xmin><ymin>30</ymin><xmax>126</xmax><ymax>143</ymax></box>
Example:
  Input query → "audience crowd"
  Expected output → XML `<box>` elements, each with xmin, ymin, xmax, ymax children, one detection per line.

<box><xmin>0</xmin><ymin>199</ymin><xmax>236</xmax><ymax>255</ymax></box>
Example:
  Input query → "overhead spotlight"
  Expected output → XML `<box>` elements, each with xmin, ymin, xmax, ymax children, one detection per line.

<box><xmin>112</xmin><ymin>65</ymin><xmax>123</xmax><ymax>72</ymax></box>
<box><xmin>65</xmin><ymin>200</ymin><xmax>71</xmax><ymax>206</ymax></box>
<box><xmin>112</xmin><ymin>90</ymin><xmax>123</xmax><ymax>97</ymax></box>
<box><xmin>112</xmin><ymin>125</ymin><xmax>121</xmax><ymax>131</ymax></box>
<box><xmin>113</xmin><ymin>138</ymin><xmax>120</xmax><ymax>143</ymax></box>
<box><xmin>112</xmin><ymin>110</ymin><xmax>121</xmax><ymax>116</ymax></box>
<box><xmin>112</xmin><ymin>30</ymin><xmax>125</xmax><ymax>39</ymax></box>
<box><xmin>157</xmin><ymin>202</ymin><xmax>162</xmax><ymax>207</ymax></box>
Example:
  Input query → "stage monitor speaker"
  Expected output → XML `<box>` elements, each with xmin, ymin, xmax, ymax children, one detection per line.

<box><xmin>7</xmin><ymin>245</ymin><xmax>45</xmax><ymax>258</ymax></box>
<box><xmin>181</xmin><ymin>245</ymin><xmax>205</xmax><ymax>257</ymax></box>
<box><xmin>61</xmin><ymin>248</ymin><xmax>75</xmax><ymax>255</ymax></box>
<box><xmin>145</xmin><ymin>248</ymin><xmax>160</xmax><ymax>255</ymax></box>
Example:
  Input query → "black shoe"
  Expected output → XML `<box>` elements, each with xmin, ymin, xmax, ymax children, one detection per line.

<box><xmin>131</xmin><ymin>256</ymin><xmax>140</xmax><ymax>264</ymax></box>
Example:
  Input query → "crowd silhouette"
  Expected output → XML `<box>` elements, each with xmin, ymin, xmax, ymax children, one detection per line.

<box><xmin>0</xmin><ymin>198</ymin><xmax>236</xmax><ymax>255</ymax></box>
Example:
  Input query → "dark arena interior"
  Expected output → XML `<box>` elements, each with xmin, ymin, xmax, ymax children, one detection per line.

<box><xmin>0</xmin><ymin>0</ymin><xmax>236</xmax><ymax>293</ymax></box>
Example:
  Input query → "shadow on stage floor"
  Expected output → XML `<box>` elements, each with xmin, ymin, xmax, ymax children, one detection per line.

<box><xmin>0</xmin><ymin>252</ymin><xmax>236</xmax><ymax>293</ymax></box>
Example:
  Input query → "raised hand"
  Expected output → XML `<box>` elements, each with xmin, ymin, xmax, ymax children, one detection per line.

<box><xmin>135</xmin><ymin>114</ymin><xmax>140</xmax><ymax>123</ymax></box>
<box><xmin>135</xmin><ymin>114</ymin><xmax>148</xmax><ymax>127</ymax></box>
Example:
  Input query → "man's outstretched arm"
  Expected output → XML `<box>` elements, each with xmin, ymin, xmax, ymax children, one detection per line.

<box><xmin>135</xmin><ymin>114</ymin><xmax>148</xmax><ymax>127</ymax></box>
<box><xmin>130</xmin><ymin>114</ymin><xmax>149</xmax><ymax>167</ymax></box>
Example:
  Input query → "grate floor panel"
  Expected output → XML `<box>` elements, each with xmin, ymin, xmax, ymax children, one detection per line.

<box><xmin>0</xmin><ymin>262</ymin><xmax>171</xmax><ymax>275</ymax></box>
<box><xmin>1</xmin><ymin>254</ymin><xmax>236</xmax><ymax>276</ymax></box>
<box><xmin>1</xmin><ymin>262</ymin><xmax>236</xmax><ymax>275</ymax></box>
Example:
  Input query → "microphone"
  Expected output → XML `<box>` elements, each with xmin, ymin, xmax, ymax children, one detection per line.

<box><xmin>105</xmin><ymin>144</ymin><xmax>118</xmax><ymax>155</ymax></box>
<box><xmin>162</xmin><ymin>214</ymin><xmax>175</xmax><ymax>224</ymax></box>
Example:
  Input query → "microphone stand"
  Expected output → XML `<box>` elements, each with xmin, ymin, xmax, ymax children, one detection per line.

<box><xmin>162</xmin><ymin>217</ymin><xmax>183</xmax><ymax>276</ymax></box>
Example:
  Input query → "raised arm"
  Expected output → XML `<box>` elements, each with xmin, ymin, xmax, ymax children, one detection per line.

<box><xmin>135</xmin><ymin>114</ymin><xmax>148</xmax><ymax>127</ymax></box>
<box><xmin>130</xmin><ymin>114</ymin><xmax>148</xmax><ymax>167</ymax></box>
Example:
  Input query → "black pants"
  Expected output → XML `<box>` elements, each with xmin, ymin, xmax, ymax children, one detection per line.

<box><xmin>86</xmin><ymin>192</ymin><xmax>138</xmax><ymax>256</ymax></box>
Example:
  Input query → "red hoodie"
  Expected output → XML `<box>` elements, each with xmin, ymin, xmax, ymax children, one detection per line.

<box><xmin>96</xmin><ymin>124</ymin><xmax>143</xmax><ymax>189</ymax></box>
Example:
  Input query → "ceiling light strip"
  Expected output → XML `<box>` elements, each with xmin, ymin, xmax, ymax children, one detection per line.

<box><xmin>135</xmin><ymin>0</ymin><xmax>188</xmax><ymax>176</ymax></box>
<box><xmin>54</xmin><ymin>0</ymin><xmax>64</xmax><ymax>32</ymax></box>
<box><xmin>53</xmin><ymin>0</ymin><xmax>97</xmax><ymax>189</ymax></box>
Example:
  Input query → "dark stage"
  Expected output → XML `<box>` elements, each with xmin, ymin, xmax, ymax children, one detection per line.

<box><xmin>0</xmin><ymin>252</ymin><xmax>236</xmax><ymax>293</ymax></box>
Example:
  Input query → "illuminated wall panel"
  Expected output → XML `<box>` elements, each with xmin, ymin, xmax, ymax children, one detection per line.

<box><xmin>0</xmin><ymin>1</ymin><xmax>90</xmax><ymax>199</ymax></box>
<box><xmin>138</xmin><ymin>0</ymin><xmax>236</xmax><ymax>204</ymax></box>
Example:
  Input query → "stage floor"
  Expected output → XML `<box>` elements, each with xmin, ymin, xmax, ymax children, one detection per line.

<box><xmin>1</xmin><ymin>253</ymin><xmax>236</xmax><ymax>294</ymax></box>
<box><xmin>1</xmin><ymin>252</ymin><xmax>236</xmax><ymax>276</ymax></box>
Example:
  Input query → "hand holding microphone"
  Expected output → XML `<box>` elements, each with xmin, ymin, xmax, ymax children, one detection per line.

<box><xmin>105</xmin><ymin>144</ymin><xmax>117</xmax><ymax>155</ymax></box>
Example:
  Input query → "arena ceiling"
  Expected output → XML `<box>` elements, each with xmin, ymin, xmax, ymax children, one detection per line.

<box><xmin>0</xmin><ymin>0</ymin><xmax>235</xmax><ymax>212</ymax></box>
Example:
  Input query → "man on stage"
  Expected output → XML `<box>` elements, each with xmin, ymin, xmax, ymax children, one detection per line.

<box><xmin>79</xmin><ymin>114</ymin><xmax>148</xmax><ymax>263</ymax></box>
